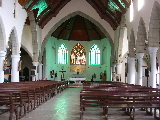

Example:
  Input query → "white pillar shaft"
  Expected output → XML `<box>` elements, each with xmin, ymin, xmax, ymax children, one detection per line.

<box><xmin>11</xmin><ymin>55</ymin><xmax>20</xmax><ymax>82</ymax></box>
<box><xmin>116</xmin><ymin>63</ymin><xmax>122</xmax><ymax>74</ymax></box>
<box><xmin>148</xmin><ymin>47</ymin><xmax>158</xmax><ymax>88</ymax></box>
<box><xmin>136</xmin><ymin>53</ymin><xmax>144</xmax><ymax>86</ymax></box>
<box><xmin>116</xmin><ymin>63</ymin><xmax>122</xmax><ymax>81</ymax></box>
<box><xmin>0</xmin><ymin>51</ymin><xmax>6</xmax><ymax>83</ymax></box>
<box><xmin>38</xmin><ymin>63</ymin><xmax>43</xmax><ymax>80</ymax></box>
<box><xmin>127</xmin><ymin>57</ymin><xmax>135</xmax><ymax>84</ymax></box>
<box><xmin>32</xmin><ymin>62</ymin><xmax>39</xmax><ymax>81</ymax></box>
<box><xmin>112</xmin><ymin>64</ymin><xmax>116</xmax><ymax>81</ymax></box>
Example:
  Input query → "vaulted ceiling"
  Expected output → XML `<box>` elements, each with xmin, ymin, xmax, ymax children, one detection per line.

<box><xmin>51</xmin><ymin>15</ymin><xmax>106</xmax><ymax>41</ymax></box>
<box><xmin>19</xmin><ymin>0</ymin><xmax>130</xmax><ymax>40</ymax></box>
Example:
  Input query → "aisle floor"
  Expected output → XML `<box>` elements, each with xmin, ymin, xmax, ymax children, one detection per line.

<box><xmin>0</xmin><ymin>87</ymin><xmax>158</xmax><ymax>120</ymax></box>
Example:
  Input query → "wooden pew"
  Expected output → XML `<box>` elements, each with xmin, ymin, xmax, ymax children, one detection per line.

<box><xmin>0</xmin><ymin>93</ymin><xmax>19</xmax><ymax>120</ymax></box>
<box><xmin>80</xmin><ymin>81</ymin><xmax>160</xmax><ymax>120</ymax></box>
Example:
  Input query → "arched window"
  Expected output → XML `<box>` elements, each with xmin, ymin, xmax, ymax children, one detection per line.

<box><xmin>58</xmin><ymin>44</ymin><xmax>68</xmax><ymax>64</ymax></box>
<box><xmin>138</xmin><ymin>0</ymin><xmax>144</xmax><ymax>11</ymax></box>
<box><xmin>130</xmin><ymin>0</ymin><xmax>133</xmax><ymax>22</ymax></box>
<box><xmin>89</xmin><ymin>44</ymin><xmax>100</xmax><ymax>65</ymax></box>
<box><xmin>70</xmin><ymin>43</ymin><xmax>86</xmax><ymax>65</ymax></box>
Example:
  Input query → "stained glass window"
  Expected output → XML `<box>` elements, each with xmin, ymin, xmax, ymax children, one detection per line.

<box><xmin>70</xmin><ymin>43</ymin><xmax>86</xmax><ymax>65</ymax></box>
<box><xmin>89</xmin><ymin>44</ymin><xmax>100</xmax><ymax>65</ymax></box>
<box><xmin>58</xmin><ymin>44</ymin><xmax>68</xmax><ymax>64</ymax></box>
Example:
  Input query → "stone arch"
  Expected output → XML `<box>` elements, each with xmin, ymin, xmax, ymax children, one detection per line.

<box><xmin>117</xmin><ymin>15</ymin><xmax>127</xmax><ymax>63</ymax></box>
<box><xmin>0</xmin><ymin>16</ymin><xmax>6</xmax><ymax>51</ymax></box>
<box><xmin>148</xmin><ymin>1</ymin><xmax>160</xmax><ymax>47</ymax></box>
<box><xmin>28</xmin><ymin>11</ymin><xmax>38</xmax><ymax>62</ymax></box>
<box><xmin>21</xmin><ymin>44</ymin><xmax>32</xmax><ymax>59</ymax></box>
<box><xmin>40</xmin><ymin>11</ymin><xmax>114</xmax><ymax>61</ymax></box>
<box><xmin>136</xmin><ymin>17</ymin><xmax>147</xmax><ymax>53</ymax></box>
<box><xmin>129</xmin><ymin>29</ymin><xmax>136</xmax><ymax>57</ymax></box>
<box><xmin>8</xmin><ymin>27</ymin><xmax>19</xmax><ymax>55</ymax></box>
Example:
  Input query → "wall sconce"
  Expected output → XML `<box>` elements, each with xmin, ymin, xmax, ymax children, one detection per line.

<box><xmin>133</xmin><ymin>48</ymin><xmax>136</xmax><ymax>51</ymax></box>
<box><xmin>18</xmin><ymin>60</ymin><xmax>22</xmax><ymax>71</ymax></box>
<box><xmin>61</xmin><ymin>66</ymin><xmax>64</xmax><ymax>70</ymax></box>
<box><xmin>3</xmin><ymin>59</ymin><xmax>7</xmax><ymax>71</ymax></box>
<box><xmin>145</xmin><ymin>40</ymin><xmax>148</xmax><ymax>45</ymax></box>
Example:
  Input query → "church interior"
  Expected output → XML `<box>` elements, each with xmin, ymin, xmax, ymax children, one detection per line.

<box><xmin>1</xmin><ymin>0</ymin><xmax>160</xmax><ymax>119</ymax></box>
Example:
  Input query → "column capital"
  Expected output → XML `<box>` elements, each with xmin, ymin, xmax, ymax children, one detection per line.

<box><xmin>32</xmin><ymin>62</ymin><xmax>39</xmax><ymax>66</ymax></box>
<box><xmin>127</xmin><ymin>57</ymin><xmax>135</xmax><ymax>61</ymax></box>
<box><xmin>0</xmin><ymin>51</ymin><xmax>6</xmax><ymax>57</ymax></box>
<box><xmin>148</xmin><ymin>47</ymin><xmax>159</xmax><ymax>54</ymax></box>
<box><xmin>136</xmin><ymin>53</ymin><xmax>144</xmax><ymax>58</ymax></box>
<box><xmin>11</xmin><ymin>55</ymin><xmax>21</xmax><ymax>58</ymax></box>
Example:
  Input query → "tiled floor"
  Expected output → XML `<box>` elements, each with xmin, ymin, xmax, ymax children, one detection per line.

<box><xmin>0</xmin><ymin>86</ymin><xmax>159</xmax><ymax>120</ymax></box>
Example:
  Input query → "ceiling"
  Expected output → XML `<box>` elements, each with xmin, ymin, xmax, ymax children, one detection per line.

<box><xmin>51</xmin><ymin>15</ymin><xmax>106</xmax><ymax>41</ymax></box>
<box><xmin>19</xmin><ymin>0</ymin><xmax>131</xmax><ymax>40</ymax></box>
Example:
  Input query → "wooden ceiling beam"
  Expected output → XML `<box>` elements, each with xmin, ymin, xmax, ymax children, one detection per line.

<box><xmin>26</xmin><ymin>0</ymin><xmax>38</xmax><ymax>11</ymax></box>
<box><xmin>38</xmin><ymin>0</ymin><xmax>71</xmax><ymax>28</ymax></box>
<box><xmin>112</xmin><ymin>0</ymin><xmax>126</xmax><ymax>13</ymax></box>
<box><xmin>121</xmin><ymin>0</ymin><xmax>130</xmax><ymax>8</ymax></box>
<box><xmin>18</xmin><ymin>0</ymin><xmax>29</xmax><ymax>6</ymax></box>
<box><xmin>86</xmin><ymin>0</ymin><xmax>118</xmax><ymax>29</ymax></box>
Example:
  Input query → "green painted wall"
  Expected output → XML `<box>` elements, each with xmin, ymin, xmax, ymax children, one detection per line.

<box><xmin>45</xmin><ymin>37</ymin><xmax>112</xmax><ymax>81</ymax></box>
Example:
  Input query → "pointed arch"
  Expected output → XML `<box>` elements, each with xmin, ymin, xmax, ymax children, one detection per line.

<box><xmin>71</xmin><ymin>43</ymin><xmax>86</xmax><ymax>65</ymax></box>
<box><xmin>58</xmin><ymin>43</ymin><xmax>68</xmax><ymax>64</ymax></box>
<box><xmin>136</xmin><ymin>17</ymin><xmax>147</xmax><ymax>53</ymax></box>
<box><xmin>89</xmin><ymin>44</ymin><xmax>100</xmax><ymax>65</ymax></box>
<box><xmin>129</xmin><ymin>29</ymin><xmax>136</xmax><ymax>57</ymax></box>
<box><xmin>21</xmin><ymin>44</ymin><xmax>32</xmax><ymax>59</ymax></box>
<box><xmin>148</xmin><ymin>1</ymin><xmax>160</xmax><ymax>47</ymax></box>
<box><xmin>0</xmin><ymin>16</ymin><xmax>6</xmax><ymax>51</ymax></box>
<box><xmin>117</xmin><ymin>15</ymin><xmax>128</xmax><ymax>62</ymax></box>
<box><xmin>8</xmin><ymin>27</ymin><xmax>19</xmax><ymax>55</ymax></box>
<box><xmin>40</xmin><ymin>11</ymin><xmax>113</xmax><ymax>61</ymax></box>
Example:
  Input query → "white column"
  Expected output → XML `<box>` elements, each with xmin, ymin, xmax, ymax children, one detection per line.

<box><xmin>38</xmin><ymin>63</ymin><xmax>43</xmax><ymax>80</ymax></box>
<box><xmin>148</xmin><ymin>47</ymin><xmax>158</xmax><ymax>88</ymax></box>
<box><xmin>110</xmin><ymin>66</ymin><xmax>112</xmax><ymax>81</ymax></box>
<box><xmin>11</xmin><ymin>55</ymin><xmax>20</xmax><ymax>82</ymax></box>
<box><xmin>116</xmin><ymin>63</ymin><xmax>122</xmax><ymax>81</ymax></box>
<box><xmin>0</xmin><ymin>51</ymin><xmax>6</xmax><ymax>83</ymax></box>
<box><xmin>112</xmin><ymin>64</ymin><xmax>116</xmax><ymax>81</ymax></box>
<box><xmin>136</xmin><ymin>53</ymin><xmax>144</xmax><ymax>86</ymax></box>
<box><xmin>127</xmin><ymin>57</ymin><xmax>136</xmax><ymax>84</ymax></box>
<box><xmin>32</xmin><ymin>62</ymin><xmax>39</xmax><ymax>81</ymax></box>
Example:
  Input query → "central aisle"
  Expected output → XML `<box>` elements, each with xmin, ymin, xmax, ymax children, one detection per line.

<box><xmin>19</xmin><ymin>87</ymin><xmax>156</xmax><ymax>120</ymax></box>
<box><xmin>20</xmin><ymin>88</ymin><xmax>82</xmax><ymax>120</ymax></box>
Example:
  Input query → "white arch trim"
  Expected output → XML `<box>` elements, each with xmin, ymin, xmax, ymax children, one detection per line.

<box><xmin>41</xmin><ymin>11</ymin><xmax>113</xmax><ymax>56</ymax></box>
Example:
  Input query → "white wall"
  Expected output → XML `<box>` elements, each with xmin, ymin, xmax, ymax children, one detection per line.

<box><xmin>21</xmin><ymin>25</ymin><xmax>33</xmax><ymax>58</ymax></box>
<box><xmin>0</xmin><ymin>0</ymin><xmax>27</xmax><ymax>48</ymax></box>
<box><xmin>45</xmin><ymin>37</ymin><xmax>111</xmax><ymax>81</ymax></box>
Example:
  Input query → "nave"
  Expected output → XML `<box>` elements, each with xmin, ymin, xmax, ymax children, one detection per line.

<box><xmin>0</xmin><ymin>85</ymin><xmax>158</xmax><ymax>120</ymax></box>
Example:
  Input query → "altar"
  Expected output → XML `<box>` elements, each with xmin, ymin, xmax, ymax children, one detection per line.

<box><xmin>70</xmin><ymin>78</ymin><xmax>86</xmax><ymax>84</ymax></box>
<box><xmin>70</xmin><ymin>74</ymin><xmax>86</xmax><ymax>84</ymax></box>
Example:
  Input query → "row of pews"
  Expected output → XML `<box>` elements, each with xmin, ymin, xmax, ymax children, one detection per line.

<box><xmin>0</xmin><ymin>80</ymin><xmax>68</xmax><ymax>120</ymax></box>
<box><xmin>80</xmin><ymin>81</ymin><xmax>160</xmax><ymax>120</ymax></box>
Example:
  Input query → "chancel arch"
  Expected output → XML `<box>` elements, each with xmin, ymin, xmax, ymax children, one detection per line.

<box><xmin>40</xmin><ymin>11</ymin><xmax>114</xmax><ymax>62</ymax></box>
